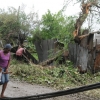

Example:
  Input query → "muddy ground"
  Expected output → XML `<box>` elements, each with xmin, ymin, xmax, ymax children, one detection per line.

<box><xmin>0</xmin><ymin>78</ymin><xmax>99</xmax><ymax>100</ymax></box>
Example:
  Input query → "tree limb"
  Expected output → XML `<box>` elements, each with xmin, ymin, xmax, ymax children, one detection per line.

<box><xmin>96</xmin><ymin>5</ymin><xmax>100</xmax><ymax>8</ymax></box>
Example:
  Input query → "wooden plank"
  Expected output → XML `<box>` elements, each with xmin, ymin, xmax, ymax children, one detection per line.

<box><xmin>87</xmin><ymin>34</ymin><xmax>94</xmax><ymax>50</ymax></box>
<box><xmin>42</xmin><ymin>40</ymin><xmax>48</xmax><ymax>61</ymax></box>
<box><xmin>47</xmin><ymin>39</ymin><xmax>55</xmax><ymax>58</ymax></box>
<box><xmin>80</xmin><ymin>30</ymin><xmax>89</xmax><ymax>48</ymax></box>
<box><xmin>73</xmin><ymin>44</ymin><xmax>77</xmax><ymax>66</ymax></box>
<box><xmin>87</xmin><ymin>53</ymin><xmax>94</xmax><ymax>71</ymax></box>
<box><xmin>78</xmin><ymin>46</ymin><xmax>88</xmax><ymax>71</ymax></box>
<box><xmin>75</xmin><ymin>44</ymin><xmax>80</xmax><ymax>67</ymax></box>
<box><xmin>69</xmin><ymin>43</ymin><xmax>73</xmax><ymax>62</ymax></box>
<box><xmin>34</xmin><ymin>41</ymin><xmax>43</xmax><ymax>62</ymax></box>
<box><xmin>24</xmin><ymin>50</ymin><xmax>38</xmax><ymax>64</ymax></box>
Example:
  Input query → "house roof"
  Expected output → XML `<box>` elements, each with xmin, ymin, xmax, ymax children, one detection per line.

<box><xmin>93</xmin><ymin>34</ymin><xmax>100</xmax><ymax>46</ymax></box>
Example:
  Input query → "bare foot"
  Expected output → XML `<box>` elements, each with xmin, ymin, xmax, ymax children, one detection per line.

<box><xmin>0</xmin><ymin>95</ymin><xmax>6</xmax><ymax>98</ymax></box>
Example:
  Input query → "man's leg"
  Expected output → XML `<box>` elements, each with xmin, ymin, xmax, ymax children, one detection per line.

<box><xmin>0</xmin><ymin>72</ymin><xmax>9</xmax><ymax>98</ymax></box>
<box><xmin>1</xmin><ymin>82</ymin><xmax>8</xmax><ymax>97</ymax></box>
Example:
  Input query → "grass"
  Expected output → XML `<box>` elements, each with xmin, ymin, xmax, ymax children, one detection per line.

<box><xmin>10</xmin><ymin>59</ymin><xmax>100</xmax><ymax>98</ymax></box>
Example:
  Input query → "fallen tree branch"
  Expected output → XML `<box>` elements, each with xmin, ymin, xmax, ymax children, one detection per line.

<box><xmin>89</xmin><ymin>31</ymin><xmax>100</xmax><ymax>34</ymax></box>
<box><xmin>96</xmin><ymin>5</ymin><xmax>100</xmax><ymax>8</ymax></box>
<box><xmin>39</xmin><ymin>50</ymin><xmax>63</xmax><ymax>66</ymax></box>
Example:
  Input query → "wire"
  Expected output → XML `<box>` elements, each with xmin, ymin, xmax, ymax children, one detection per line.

<box><xmin>1</xmin><ymin>82</ymin><xmax>100</xmax><ymax>100</ymax></box>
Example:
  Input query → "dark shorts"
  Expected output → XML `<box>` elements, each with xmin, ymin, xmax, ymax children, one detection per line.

<box><xmin>0</xmin><ymin>68</ymin><xmax>9</xmax><ymax>85</ymax></box>
<box><xmin>16</xmin><ymin>55</ymin><xmax>23</xmax><ymax>60</ymax></box>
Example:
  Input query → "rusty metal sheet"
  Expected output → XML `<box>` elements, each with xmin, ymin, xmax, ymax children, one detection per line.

<box><xmin>94</xmin><ymin>52</ymin><xmax>100</xmax><ymax>71</ymax></box>
<box><xmin>87</xmin><ymin>53</ymin><xmax>94</xmax><ymax>71</ymax></box>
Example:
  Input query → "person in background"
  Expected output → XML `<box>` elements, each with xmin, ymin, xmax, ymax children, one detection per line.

<box><xmin>16</xmin><ymin>45</ymin><xmax>25</xmax><ymax>60</ymax></box>
<box><xmin>0</xmin><ymin>44</ymin><xmax>12</xmax><ymax>98</ymax></box>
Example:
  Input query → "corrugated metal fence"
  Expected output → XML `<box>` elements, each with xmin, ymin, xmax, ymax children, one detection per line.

<box><xmin>68</xmin><ymin>33</ymin><xmax>95</xmax><ymax>72</ymax></box>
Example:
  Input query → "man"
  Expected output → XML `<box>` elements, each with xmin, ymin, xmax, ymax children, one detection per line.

<box><xmin>0</xmin><ymin>44</ymin><xmax>12</xmax><ymax>98</ymax></box>
<box><xmin>16</xmin><ymin>45</ymin><xmax>25</xmax><ymax>60</ymax></box>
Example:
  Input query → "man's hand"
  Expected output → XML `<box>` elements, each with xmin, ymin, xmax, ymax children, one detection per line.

<box><xmin>5</xmin><ymin>69</ymin><xmax>8</xmax><ymax>73</ymax></box>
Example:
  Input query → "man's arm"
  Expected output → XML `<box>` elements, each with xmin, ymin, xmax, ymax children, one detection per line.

<box><xmin>6</xmin><ymin>56</ymin><xmax>11</xmax><ymax>73</ymax></box>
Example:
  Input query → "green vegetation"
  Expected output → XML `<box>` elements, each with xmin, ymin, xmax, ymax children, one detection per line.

<box><xmin>0</xmin><ymin>6</ymin><xmax>76</xmax><ymax>52</ymax></box>
<box><xmin>10</xmin><ymin>59</ymin><xmax>100</xmax><ymax>98</ymax></box>
<box><xmin>32</xmin><ymin>10</ymin><xmax>76</xmax><ymax>45</ymax></box>
<box><xmin>0</xmin><ymin>1</ymin><xmax>100</xmax><ymax>98</ymax></box>
<box><xmin>0</xmin><ymin>6</ymin><xmax>39</xmax><ymax>44</ymax></box>
<box><xmin>10</xmin><ymin>59</ymin><xmax>100</xmax><ymax>90</ymax></box>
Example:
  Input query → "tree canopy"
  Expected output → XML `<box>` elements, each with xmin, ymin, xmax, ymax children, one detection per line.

<box><xmin>32</xmin><ymin>10</ymin><xmax>76</xmax><ymax>45</ymax></box>
<box><xmin>0</xmin><ymin>6</ymin><xmax>39</xmax><ymax>45</ymax></box>
<box><xmin>0</xmin><ymin>0</ymin><xmax>100</xmax><ymax>46</ymax></box>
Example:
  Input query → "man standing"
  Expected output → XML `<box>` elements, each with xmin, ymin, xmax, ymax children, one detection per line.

<box><xmin>0</xmin><ymin>44</ymin><xmax>12</xmax><ymax>98</ymax></box>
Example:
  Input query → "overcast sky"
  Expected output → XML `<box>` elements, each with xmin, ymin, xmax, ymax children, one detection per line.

<box><xmin>0</xmin><ymin>0</ymin><xmax>81</xmax><ymax>19</ymax></box>
<box><xmin>0</xmin><ymin>0</ymin><xmax>100</xmax><ymax>40</ymax></box>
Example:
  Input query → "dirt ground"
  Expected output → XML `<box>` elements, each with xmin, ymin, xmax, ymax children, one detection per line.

<box><xmin>0</xmin><ymin>79</ymin><xmax>99</xmax><ymax>100</ymax></box>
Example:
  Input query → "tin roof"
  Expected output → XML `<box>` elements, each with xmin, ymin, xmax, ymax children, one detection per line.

<box><xmin>93</xmin><ymin>34</ymin><xmax>100</xmax><ymax>46</ymax></box>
